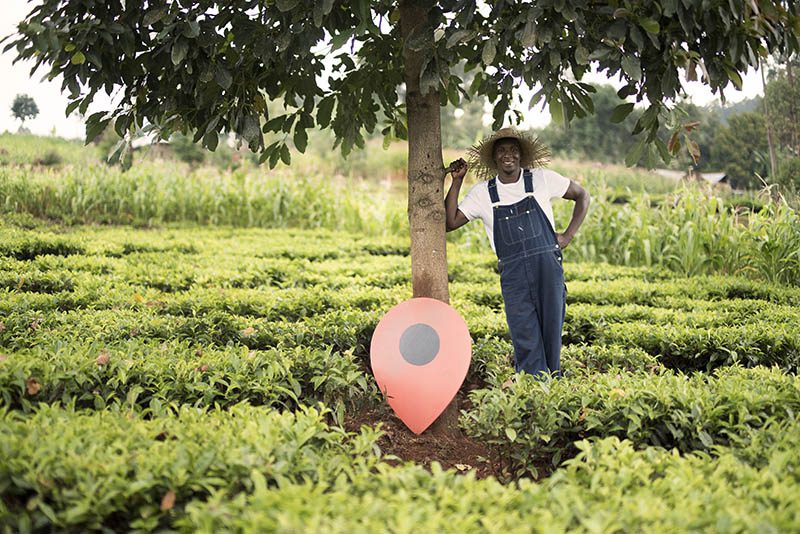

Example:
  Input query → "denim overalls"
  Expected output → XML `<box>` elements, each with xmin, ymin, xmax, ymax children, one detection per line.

<box><xmin>490</xmin><ymin>169</ymin><xmax>565</xmax><ymax>378</ymax></box>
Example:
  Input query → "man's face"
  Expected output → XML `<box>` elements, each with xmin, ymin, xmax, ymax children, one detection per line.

<box><xmin>493</xmin><ymin>139</ymin><xmax>521</xmax><ymax>175</ymax></box>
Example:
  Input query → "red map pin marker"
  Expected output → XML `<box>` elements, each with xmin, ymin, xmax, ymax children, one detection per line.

<box><xmin>370</xmin><ymin>297</ymin><xmax>472</xmax><ymax>434</ymax></box>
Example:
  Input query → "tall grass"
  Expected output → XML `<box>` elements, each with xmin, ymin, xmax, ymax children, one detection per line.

<box><xmin>0</xmin><ymin>162</ymin><xmax>406</xmax><ymax>235</ymax></box>
<box><xmin>561</xmin><ymin>184</ymin><xmax>800</xmax><ymax>285</ymax></box>
<box><xmin>0</xmin><ymin>133</ymin><xmax>96</xmax><ymax>168</ymax></box>
<box><xmin>2</xmin><ymin>133</ymin><xmax>799</xmax><ymax>285</ymax></box>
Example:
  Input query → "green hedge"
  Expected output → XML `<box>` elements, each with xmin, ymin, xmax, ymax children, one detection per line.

<box><xmin>0</xmin><ymin>340</ymin><xmax>375</xmax><ymax>415</ymax></box>
<box><xmin>463</xmin><ymin>366</ymin><xmax>800</xmax><ymax>478</ymax></box>
<box><xmin>0</xmin><ymin>404</ymin><xmax>383</xmax><ymax>532</ymax></box>
<box><xmin>176</xmin><ymin>425</ymin><xmax>800</xmax><ymax>532</ymax></box>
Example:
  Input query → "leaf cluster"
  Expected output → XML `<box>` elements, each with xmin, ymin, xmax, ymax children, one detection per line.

<box><xmin>5</xmin><ymin>1</ymin><xmax>799</xmax><ymax>165</ymax></box>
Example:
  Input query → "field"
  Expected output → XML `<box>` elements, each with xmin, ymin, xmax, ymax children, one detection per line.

<box><xmin>1</xmin><ymin>136</ymin><xmax>800</xmax><ymax>531</ymax></box>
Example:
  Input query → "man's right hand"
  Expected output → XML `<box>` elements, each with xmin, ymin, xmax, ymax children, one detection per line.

<box><xmin>449</xmin><ymin>158</ymin><xmax>468</xmax><ymax>181</ymax></box>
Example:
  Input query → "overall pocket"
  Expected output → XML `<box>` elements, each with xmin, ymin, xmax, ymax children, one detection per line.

<box><xmin>498</xmin><ymin>208</ymin><xmax>542</xmax><ymax>245</ymax></box>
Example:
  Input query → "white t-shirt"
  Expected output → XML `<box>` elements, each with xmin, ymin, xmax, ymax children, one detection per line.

<box><xmin>458</xmin><ymin>168</ymin><xmax>571</xmax><ymax>252</ymax></box>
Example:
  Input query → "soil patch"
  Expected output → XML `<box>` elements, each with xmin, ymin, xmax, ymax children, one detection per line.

<box><xmin>344</xmin><ymin>401</ymin><xmax>503</xmax><ymax>479</ymax></box>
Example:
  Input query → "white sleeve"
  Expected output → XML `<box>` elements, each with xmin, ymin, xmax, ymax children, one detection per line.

<box><xmin>457</xmin><ymin>182</ymin><xmax>485</xmax><ymax>221</ymax></box>
<box><xmin>542</xmin><ymin>169</ymin><xmax>571</xmax><ymax>198</ymax></box>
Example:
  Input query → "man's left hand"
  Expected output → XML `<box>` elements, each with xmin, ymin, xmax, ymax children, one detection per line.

<box><xmin>556</xmin><ymin>233</ymin><xmax>571</xmax><ymax>249</ymax></box>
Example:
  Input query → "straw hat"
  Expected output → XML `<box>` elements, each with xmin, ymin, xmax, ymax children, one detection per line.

<box><xmin>466</xmin><ymin>127</ymin><xmax>551</xmax><ymax>181</ymax></box>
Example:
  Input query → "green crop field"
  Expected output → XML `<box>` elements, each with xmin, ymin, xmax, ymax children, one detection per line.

<box><xmin>1</xmin><ymin>135</ymin><xmax>800</xmax><ymax>532</ymax></box>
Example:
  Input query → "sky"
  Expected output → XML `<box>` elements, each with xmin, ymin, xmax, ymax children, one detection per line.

<box><xmin>1</xmin><ymin>0</ymin><xmax>766</xmax><ymax>138</ymax></box>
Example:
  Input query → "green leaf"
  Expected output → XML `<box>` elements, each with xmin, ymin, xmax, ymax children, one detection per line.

<box><xmin>280</xmin><ymin>144</ymin><xmax>291</xmax><ymax>165</ymax></box>
<box><xmin>276</xmin><ymin>0</ymin><xmax>298</xmax><ymax>12</ymax></box>
<box><xmin>522</xmin><ymin>20</ymin><xmax>537</xmax><ymax>47</ymax></box>
<box><xmin>143</xmin><ymin>7</ymin><xmax>168</xmax><ymax>26</ymax></box>
<box><xmin>106</xmin><ymin>138</ymin><xmax>127</xmax><ymax>164</ymax></box>
<box><xmin>549</xmin><ymin>97</ymin><xmax>564</xmax><ymax>125</ymax></box>
<box><xmin>85</xmin><ymin>117</ymin><xmax>111</xmax><ymax>145</ymax></box>
<box><xmin>114</xmin><ymin>114</ymin><xmax>130</xmax><ymax>137</ymax></box>
<box><xmin>482</xmin><ymin>38</ymin><xmax>497</xmax><ymax>65</ymax></box>
<box><xmin>725</xmin><ymin>66</ymin><xmax>743</xmax><ymax>90</ymax></box>
<box><xmin>183</xmin><ymin>21</ymin><xmax>200</xmax><ymax>38</ymax></box>
<box><xmin>446</xmin><ymin>29</ymin><xmax>474</xmax><ymax>49</ymax></box>
<box><xmin>625</xmin><ymin>137</ymin><xmax>646</xmax><ymax>167</ymax></box>
<box><xmin>639</xmin><ymin>18</ymin><xmax>660</xmax><ymax>34</ymax></box>
<box><xmin>242</xmin><ymin>115</ymin><xmax>261</xmax><ymax>147</ymax></box>
<box><xmin>215</xmin><ymin>65</ymin><xmax>232</xmax><ymax>90</ymax></box>
<box><xmin>203</xmin><ymin>130</ymin><xmax>218</xmax><ymax>151</ymax></box>
<box><xmin>70</xmin><ymin>52</ymin><xmax>86</xmax><ymax>65</ymax></box>
<box><xmin>293</xmin><ymin>128</ymin><xmax>308</xmax><ymax>153</ymax></box>
<box><xmin>171</xmin><ymin>40</ymin><xmax>188</xmax><ymax>65</ymax></box>
<box><xmin>263</xmin><ymin>116</ymin><xmax>284</xmax><ymax>132</ymax></box>
<box><xmin>610</xmin><ymin>102</ymin><xmax>635</xmax><ymax>123</ymax></box>
<box><xmin>65</xmin><ymin>99</ymin><xmax>81</xmax><ymax>117</ymax></box>
<box><xmin>505</xmin><ymin>427</ymin><xmax>517</xmax><ymax>442</ymax></box>
<box><xmin>621</xmin><ymin>55</ymin><xmax>642</xmax><ymax>81</ymax></box>
<box><xmin>629</xmin><ymin>26</ymin><xmax>645</xmax><ymax>50</ymax></box>
<box><xmin>655</xmin><ymin>136</ymin><xmax>671</xmax><ymax>162</ymax></box>
<box><xmin>574</xmin><ymin>45</ymin><xmax>589</xmax><ymax>65</ymax></box>
<box><xmin>317</xmin><ymin>97</ymin><xmax>335</xmax><ymax>128</ymax></box>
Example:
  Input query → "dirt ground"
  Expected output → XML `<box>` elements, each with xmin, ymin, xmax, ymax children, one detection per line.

<box><xmin>343</xmin><ymin>397</ymin><xmax>552</xmax><ymax>482</ymax></box>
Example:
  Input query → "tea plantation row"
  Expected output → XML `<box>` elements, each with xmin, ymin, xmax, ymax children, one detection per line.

<box><xmin>1</xmin><ymin>222</ymin><xmax>799</xmax><ymax>531</ymax></box>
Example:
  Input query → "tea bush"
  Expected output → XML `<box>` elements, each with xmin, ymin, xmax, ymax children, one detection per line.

<box><xmin>0</xmin><ymin>404</ymin><xmax>383</xmax><ymax>532</ymax></box>
<box><xmin>463</xmin><ymin>366</ymin><xmax>800</xmax><ymax>478</ymax></box>
<box><xmin>175</xmin><ymin>424</ymin><xmax>800</xmax><ymax>533</ymax></box>
<box><xmin>0</xmin><ymin>340</ymin><xmax>375</xmax><ymax>414</ymax></box>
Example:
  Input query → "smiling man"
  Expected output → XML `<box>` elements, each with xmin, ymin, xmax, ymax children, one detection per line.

<box><xmin>444</xmin><ymin>128</ymin><xmax>590</xmax><ymax>379</ymax></box>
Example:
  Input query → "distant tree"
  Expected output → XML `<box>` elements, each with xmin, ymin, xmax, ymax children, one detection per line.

<box><xmin>764</xmin><ymin>55</ymin><xmax>800</xmax><ymax>156</ymax></box>
<box><xmin>774</xmin><ymin>156</ymin><xmax>800</xmax><ymax>192</ymax></box>
<box><xmin>11</xmin><ymin>93</ymin><xmax>39</xmax><ymax>130</ymax></box>
<box><xmin>711</xmin><ymin>112</ymin><xmax>770</xmax><ymax>189</ymax></box>
<box><xmin>718</xmin><ymin>97</ymin><xmax>762</xmax><ymax>124</ymax></box>
<box><xmin>170</xmin><ymin>133</ymin><xmax>207</xmax><ymax>167</ymax></box>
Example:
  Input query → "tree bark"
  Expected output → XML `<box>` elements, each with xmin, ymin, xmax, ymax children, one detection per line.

<box><xmin>761</xmin><ymin>60</ymin><xmax>778</xmax><ymax>179</ymax></box>
<box><xmin>400</xmin><ymin>0</ymin><xmax>460</xmax><ymax>437</ymax></box>
<box><xmin>786</xmin><ymin>59</ymin><xmax>798</xmax><ymax>156</ymax></box>
<box><xmin>400</xmin><ymin>0</ymin><xmax>449</xmax><ymax>304</ymax></box>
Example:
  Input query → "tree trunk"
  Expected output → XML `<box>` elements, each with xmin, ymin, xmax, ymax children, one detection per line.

<box><xmin>761</xmin><ymin>60</ymin><xmax>778</xmax><ymax>179</ymax></box>
<box><xmin>786</xmin><ymin>59</ymin><xmax>799</xmax><ymax>156</ymax></box>
<box><xmin>400</xmin><ymin>0</ymin><xmax>460</xmax><ymax>437</ymax></box>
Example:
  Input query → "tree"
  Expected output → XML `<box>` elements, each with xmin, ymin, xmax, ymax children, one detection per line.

<box><xmin>11</xmin><ymin>93</ymin><xmax>39</xmax><ymax>129</ymax></box>
<box><xmin>764</xmin><ymin>55</ymin><xmax>800</xmax><ymax>156</ymax></box>
<box><xmin>5</xmin><ymin>1</ymin><xmax>798</xmax><ymax>429</ymax></box>
<box><xmin>711</xmin><ymin>111</ymin><xmax>770</xmax><ymax>189</ymax></box>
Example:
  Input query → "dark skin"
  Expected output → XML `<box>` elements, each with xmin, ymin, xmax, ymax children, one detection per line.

<box><xmin>444</xmin><ymin>139</ymin><xmax>590</xmax><ymax>249</ymax></box>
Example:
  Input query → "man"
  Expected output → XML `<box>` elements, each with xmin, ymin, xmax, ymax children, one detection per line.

<box><xmin>444</xmin><ymin>128</ymin><xmax>590</xmax><ymax>379</ymax></box>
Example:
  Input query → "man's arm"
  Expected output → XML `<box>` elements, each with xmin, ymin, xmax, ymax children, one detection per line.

<box><xmin>556</xmin><ymin>180</ymin><xmax>590</xmax><ymax>249</ymax></box>
<box><xmin>445</xmin><ymin>159</ymin><xmax>469</xmax><ymax>232</ymax></box>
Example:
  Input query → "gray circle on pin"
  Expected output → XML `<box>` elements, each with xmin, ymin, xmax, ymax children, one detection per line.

<box><xmin>399</xmin><ymin>323</ymin><xmax>440</xmax><ymax>366</ymax></box>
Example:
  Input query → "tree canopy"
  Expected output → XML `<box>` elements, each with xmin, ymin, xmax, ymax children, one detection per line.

<box><xmin>5</xmin><ymin>0</ymin><xmax>799</xmax><ymax>166</ymax></box>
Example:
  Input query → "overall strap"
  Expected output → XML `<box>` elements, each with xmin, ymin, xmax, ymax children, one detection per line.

<box><xmin>523</xmin><ymin>168</ymin><xmax>535</xmax><ymax>194</ymax></box>
<box><xmin>487</xmin><ymin>178</ymin><xmax>501</xmax><ymax>206</ymax></box>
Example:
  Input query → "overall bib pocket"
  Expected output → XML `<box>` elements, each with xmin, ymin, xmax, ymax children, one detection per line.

<box><xmin>498</xmin><ymin>208</ymin><xmax>542</xmax><ymax>245</ymax></box>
